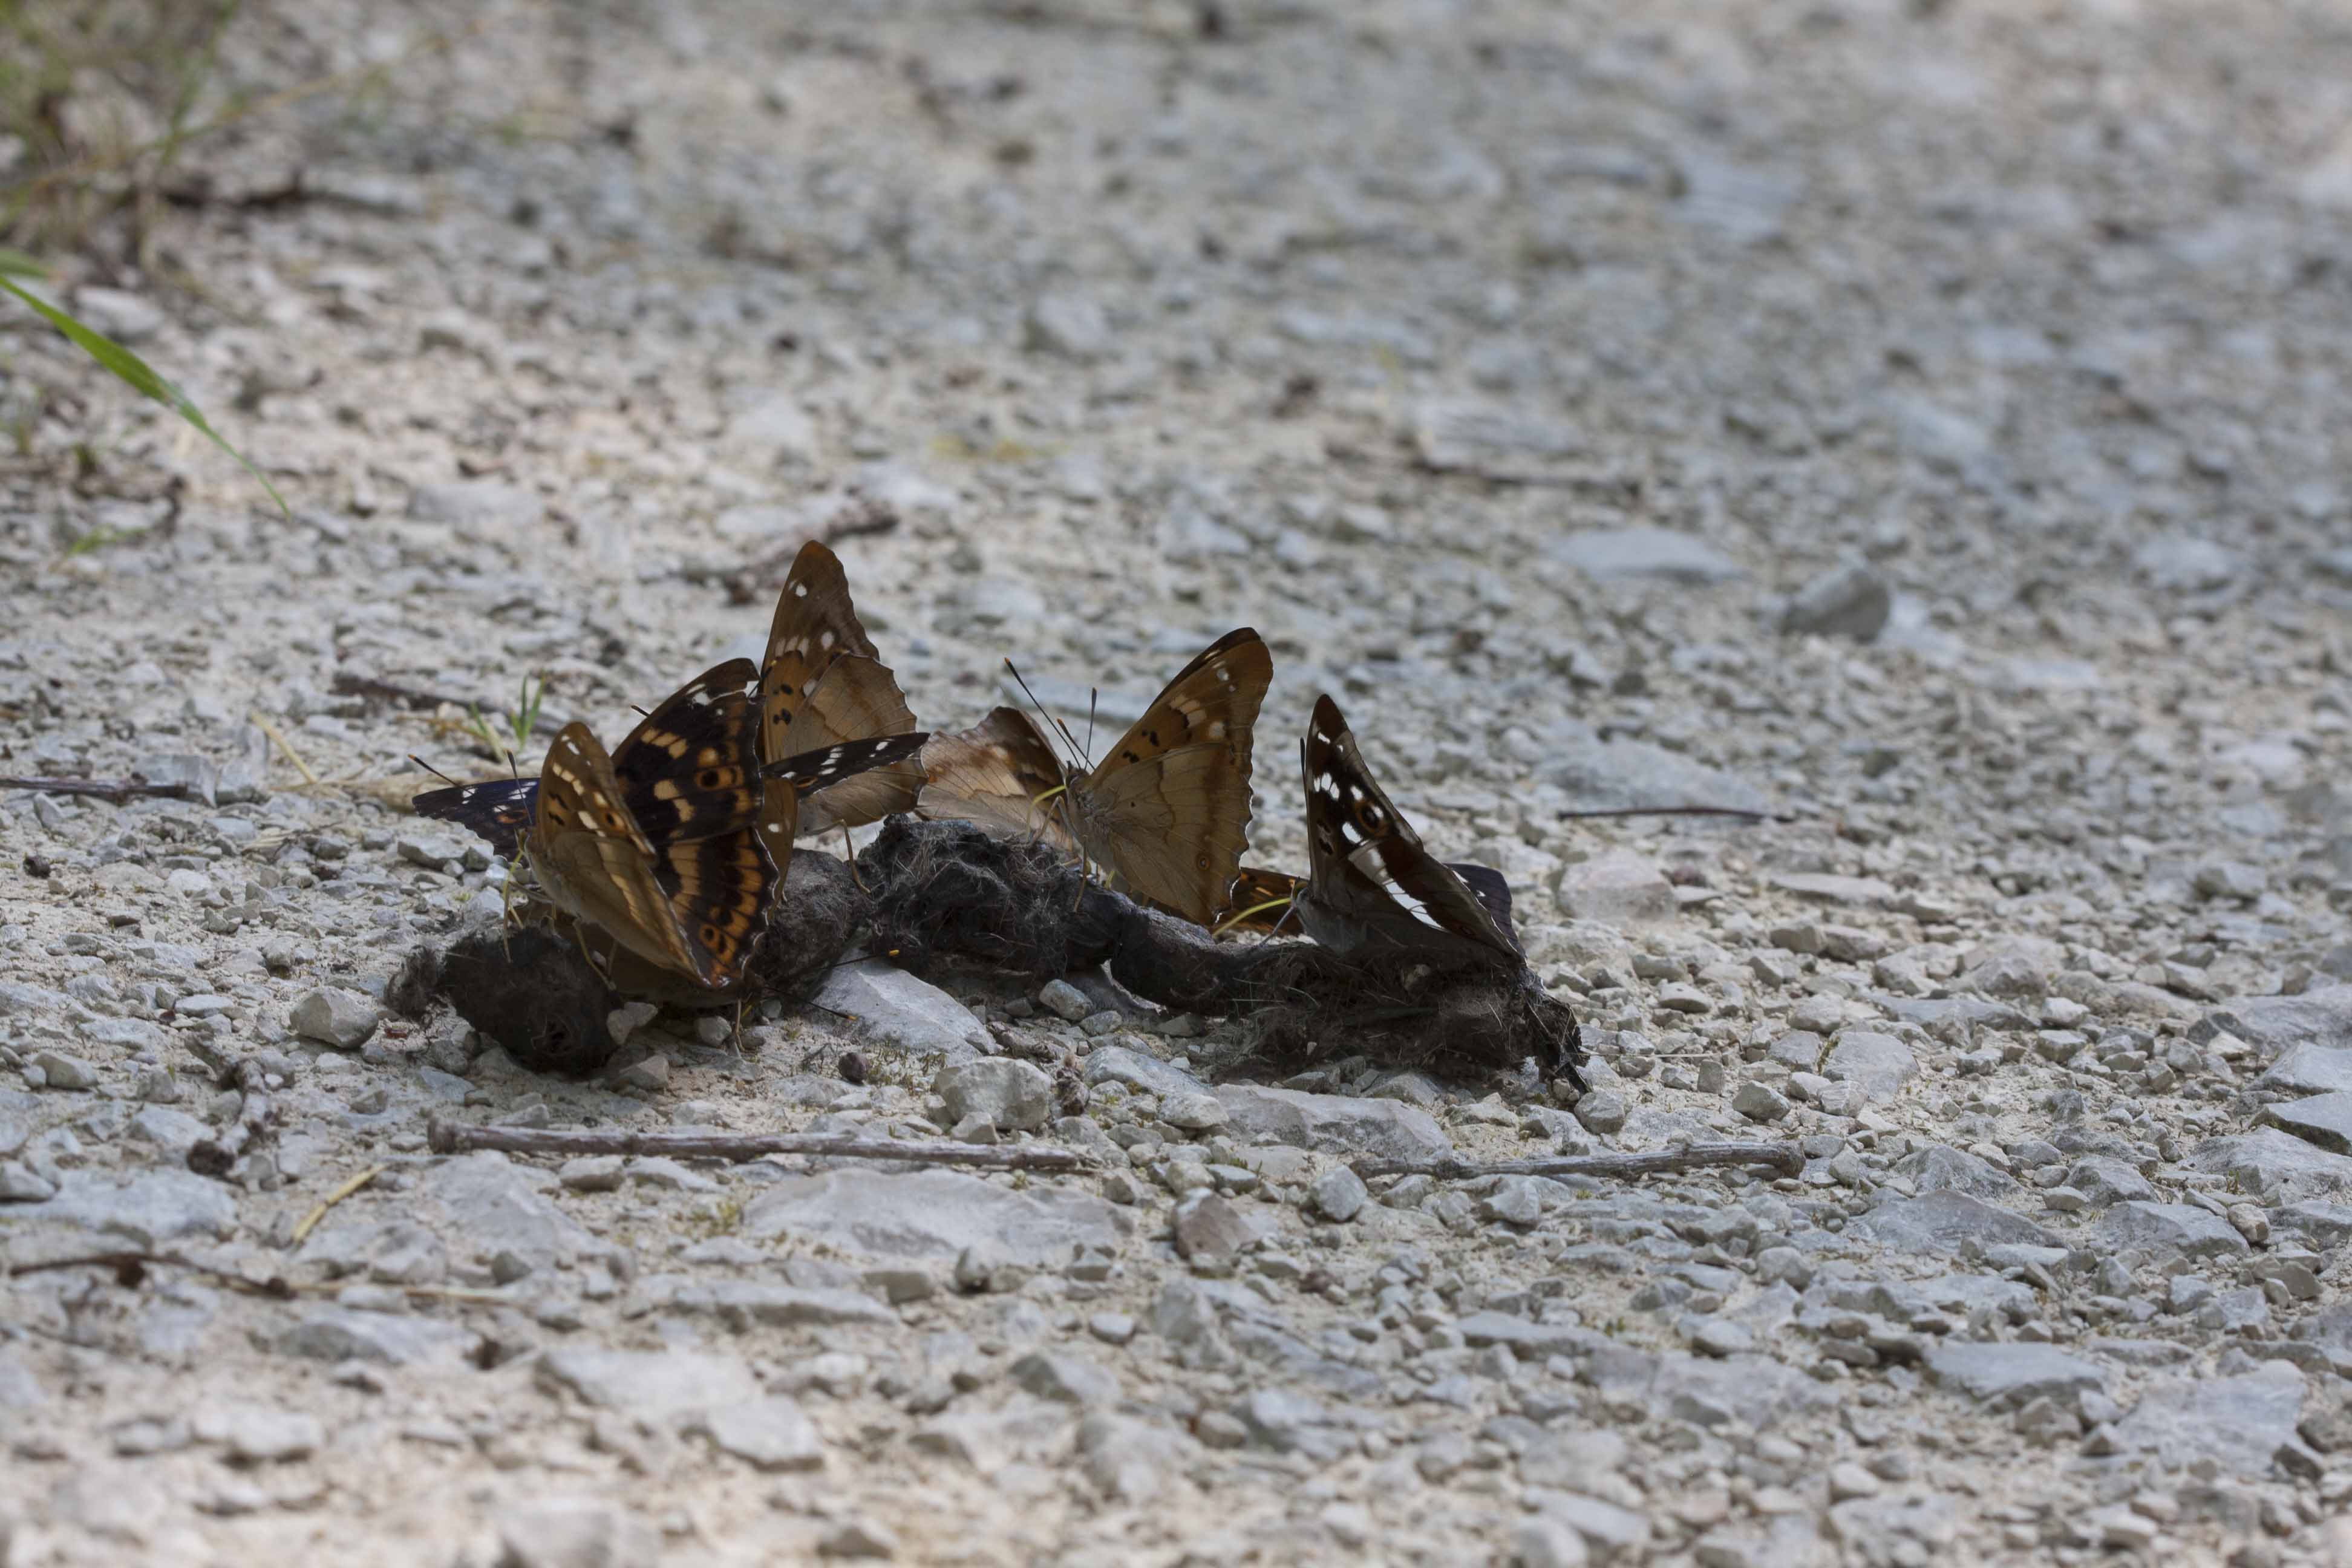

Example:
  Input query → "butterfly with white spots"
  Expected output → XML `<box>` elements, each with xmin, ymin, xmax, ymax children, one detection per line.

<box><xmin>1292</xmin><ymin>693</ymin><xmax>1524</xmax><ymax>970</ymax></box>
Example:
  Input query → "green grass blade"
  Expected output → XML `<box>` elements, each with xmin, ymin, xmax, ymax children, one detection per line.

<box><xmin>0</xmin><ymin>273</ymin><xmax>288</xmax><ymax>516</ymax></box>
<box><xmin>0</xmin><ymin>249</ymin><xmax>50</xmax><ymax>279</ymax></box>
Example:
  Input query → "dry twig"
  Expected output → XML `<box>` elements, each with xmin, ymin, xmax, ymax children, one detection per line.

<box><xmin>0</xmin><ymin>776</ymin><xmax>192</xmax><ymax>802</ymax></box>
<box><xmin>1348</xmin><ymin>1142</ymin><xmax>1802</xmax><ymax>1183</ymax></box>
<box><xmin>427</xmin><ymin>1118</ymin><xmax>1096</xmax><ymax>1172</ymax></box>
<box><xmin>290</xmin><ymin>1164</ymin><xmax>386</xmax><ymax>1245</ymax></box>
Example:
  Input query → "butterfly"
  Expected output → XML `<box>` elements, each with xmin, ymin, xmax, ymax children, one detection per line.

<box><xmin>1292</xmin><ymin>693</ymin><xmax>1525</xmax><ymax>970</ymax></box>
<box><xmin>1052</xmin><ymin>628</ymin><xmax>1272</xmax><ymax>929</ymax></box>
<box><xmin>414</xmin><ymin>661</ymin><xmax>926</xmax><ymax>988</ymax></box>
<box><xmin>757</xmin><ymin>541</ymin><xmax>927</xmax><ymax>857</ymax></box>
<box><xmin>915</xmin><ymin>706</ymin><xmax>1079</xmax><ymax>852</ymax></box>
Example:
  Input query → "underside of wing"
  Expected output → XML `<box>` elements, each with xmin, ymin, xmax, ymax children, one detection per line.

<box><xmin>540</xmin><ymin>825</ymin><xmax>710</xmax><ymax>982</ymax></box>
<box><xmin>1094</xmin><ymin>628</ymin><xmax>1272</xmax><ymax>772</ymax></box>
<box><xmin>916</xmin><ymin>708</ymin><xmax>1076</xmax><ymax>849</ymax></box>
<box><xmin>1072</xmin><ymin>741</ymin><xmax>1256</xmax><ymax>926</ymax></box>
<box><xmin>761</xmin><ymin>541</ymin><xmax>884</xmax><ymax>764</ymax></box>
<box><xmin>780</xmin><ymin>655</ymin><xmax>925</xmax><ymax>834</ymax></box>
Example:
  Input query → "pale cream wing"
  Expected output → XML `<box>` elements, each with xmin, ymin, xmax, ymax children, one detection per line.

<box><xmin>917</xmin><ymin>707</ymin><xmax>1077</xmax><ymax>851</ymax></box>
<box><xmin>780</xmin><ymin>655</ymin><xmax>924</xmax><ymax>835</ymax></box>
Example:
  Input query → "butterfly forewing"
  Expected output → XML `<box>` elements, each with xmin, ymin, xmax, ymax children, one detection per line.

<box><xmin>780</xmin><ymin>655</ymin><xmax>926</xmax><ymax>835</ymax></box>
<box><xmin>609</xmin><ymin>658</ymin><xmax>765</xmax><ymax>844</ymax></box>
<box><xmin>531</xmin><ymin>723</ymin><xmax>714</xmax><ymax>982</ymax></box>
<box><xmin>1298</xmin><ymin>694</ymin><xmax>1520</xmax><ymax>965</ymax></box>
<box><xmin>413</xmin><ymin>777</ymin><xmax>538</xmax><ymax>861</ymax></box>
<box><xmin>918</xmin><ymin>708</ymin><xmax>1077</xmax><ymax>849</ymax></box>
<box><xmin>758</xmin><ymin>543</ymin><xmax>926</xmax><ymax>843</ymax></box>
<box><xmin>1067</xmin><ymin>629</ymin><xmax>1272</xmax><ymax>927</ymax></box>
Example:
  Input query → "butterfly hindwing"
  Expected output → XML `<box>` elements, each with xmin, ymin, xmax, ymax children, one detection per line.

<box><xmin>781</xmin><ymin>655</ymin><xmax>927</xmax><ymax>835</ymax></box>
<box><xmin>532</xmin><ymin>723</ymin><xmax>713</xmax><ymax>982</ymax></box>
<box><xmin>917</xmin><ymin>707</ymin><xmax>1077</xmax><ymax>849</ymax></box>
<box><xmin>1067</xmin><ymin>628</ymin><xmax>1272</xmax><ymax>927</ymax></box>
<box><xmin>412</xmin><ymin>777</ymin><xmax>538</xmax><ymax>860</ymax></box>
<box><xmin>608</xmin><ymin>658</ymin><xmax>764</xmax><ymax>845</ymax></box>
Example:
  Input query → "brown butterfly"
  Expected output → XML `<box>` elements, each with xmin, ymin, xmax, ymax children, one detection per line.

<box><xmin>1293</xmin><ymin>693</ymin><xmax>1524</xmax><ymax>970</ymax></box>
<box><xmin>523</xmin><ymin>661</ymin><xmax>776</xmax><ymax>989</ymax></box>
<box><xmin>757</xmin><ymin>541</ymin><xmax>926</xmax><ymax>857</ymax></box>
<box><xmin>416</xmin><ymin>661</ymin><xmax>927</xmax><ymax>991</ymax></box>
<box><xmin>916</xmin><ymin>706</ymin><xmax>1079</xmax><ymax>852</ymax></box>
<box><xmin>1054</xmin><ymin>628</ymin><xmax>1272</xmax><ymax>929</ymax></box>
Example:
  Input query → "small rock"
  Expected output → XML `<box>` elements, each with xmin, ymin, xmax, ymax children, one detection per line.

<box><xmin>935</xmin><ymin>1058</ymin><xmax>1055</xmax><ymax>1134</ymax></box>
<box><xmin>289</xmin><ymin>988</ymin><xmax>382</xmax><ymax>1051</ymax></box>
<box><xmin>193</xmin><ymin>1403</ymin><xmax>324</xmax><ymax>1463</ymax></box>
<box><xmin>1575</xmin><ymin>1089</ymin><xmax>1628</xmax><ymax>1135</ymax></box>
<box><xmin>1732</xmin><ymin>1082</ymin><xmax>1789</xmax><ymax>1123</ymax></box>
<box><xmin>30</xmin><ymin>1051</ymin><xmax>99</xmax><ymax>1090</ymax></box>
<box><xmin>558</xmin><ymin>1156</ymin><xmax>626</xmax><ymax>1192</ymax></box>
<box><xmin>1010</xmin><ymin>1350</ymin><xmax>1121</xmax><ymax>1408</ymax></box>
<box><xmin>698</xmin><ymin>1397</ymin><xmax>825</xmax><ymax>1471</ymax></box>
<box><xmin>1555</xmin><ymin>851</ymin><xmax>1677</xmax><ymax>924</ymax></box>
<box><xmin>818</xmin><ymin>1519</ymin><xmax>900</xmax><ymax>1560</ymax></box>
<box><xmin>1308</xmin><ymin>1165</ymin><xmax>1368</xmax><ymax>1223</ymax></box>
<box><xmin>1038</xmin><ymin>979</ymin><xmax>1094</xmax><ymax>1022</ymax></box>
<box><xmin>495</xmin><ymin>1500</ymin><xmax>661</xmax><ymax>1568</ymax></box>
<box><xmin>1173</xmin><ymin>1192</ymin><xmax>1263</xmax><ymax>1261</ymax></box>
<box><xmin>615</xmin><ymin>1056</ymin><xmax>670</xmax><ymax>1091</ymax></box>
<box><xmin>72</xmin><ymin>286</ymin><xmax>166</xmax><ymax>344</ymax></box>
<box><xmin>1780</xmin><ymin>561</ymin><xmax>1892</xmax><ymax>641</ymax></box>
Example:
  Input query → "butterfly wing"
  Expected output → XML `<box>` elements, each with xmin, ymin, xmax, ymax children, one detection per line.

<box><xmin>608</xmin><ymin>659</ymin><xmax>765</xmax><ymax>844</ymax></box>
<box><xmin>1298</xmin><ymin>694</ymin><xmax>1520</xmax><ymax>964</ymax></box>
<box><xmin>761</xmin><ymin>732</ymin><xmax>932</xmax><ymax>857</ymax></box>
<box><xmin>1068</xmin><ymin>628</ymin><xmax>1272</xmax><ymax>926</ymax></box>
<box><xmin>779</xmin><ymin>655</ymin><xmax>926</xmax><ymax>835</ymax></box>
<box><xmin>413</xmin><ymin>777</ymin><xmax>538</xmax><ymax>860</ymax></box>
<box><xmin>758</xmin><ymin>543</ymin><xmax>916</xmax><ymax>856</ymax></box>
<box><xmin>1220</xmin><ymin>865</ymin><xmax>1307</xmax><ymax>935</ymax></box>
<box><xmin>1445</xmin><ymin>861</ymin><xmax>1523</xmax><ymax>955</ymax></box>
<box><xmin>531</xmin><ymin>724</ymin><xmax>716</xmax><ymax>984</ymax></box>
<box><xmin>917</xmin><ymin>707</ymin><xmax>1077</xmax><ymax>849</ymax></box>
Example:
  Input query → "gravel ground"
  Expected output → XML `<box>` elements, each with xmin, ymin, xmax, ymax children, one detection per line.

<box><xmin>5</xmin><ymin>0</ymin><xmax>2352</xmax><ymax>1562</ymax></box>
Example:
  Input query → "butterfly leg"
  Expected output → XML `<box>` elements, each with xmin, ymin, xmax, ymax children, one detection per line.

<box><xmin>840</xmin><ymin>823</ymin><xmax>870</xmax><ymax>892</ymax></box>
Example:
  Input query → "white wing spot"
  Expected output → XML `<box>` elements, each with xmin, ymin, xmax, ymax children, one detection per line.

<box><xmin>766</xmin><ymin>820</ymin><xmax>784</xmax><ymax>834</ymax></box>
<box><xmin>1348</xmin><ymin>786</ymin><xmax>1365</xmax><ymax>802</ymax></box>
<box><xmin>819</xmin><ymin>630</ymin><xmax>837</xmax><ymax>650</ymax></box>
<box><xmin>792</xmin><ymin>583</ymin><xmax>809</xmax><ymax>598</ymax></box>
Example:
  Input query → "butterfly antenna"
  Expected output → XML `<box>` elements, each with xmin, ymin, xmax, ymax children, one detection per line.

<box><xmin>409</xmin><ymin>754</ymin><xmax>463</xmax><ymax>788</ymax></box>
<box><xmin>1557</xmin><ymin>805</ymin><xmax>1802</xmax><ymax>824</ymax></box>
<box><xmin>1084</xmin><ymin>687</ymin><xmax>1099</xmax><ymax>768</ymax></box>
<box><xmin>1002</xmin><ymin>658</ymin><xmax>1089</xmax><ymax>771</ymax></box>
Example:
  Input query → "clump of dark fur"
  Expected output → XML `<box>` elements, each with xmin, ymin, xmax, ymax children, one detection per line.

<box><xmin>860</xmin><ymin>817</ymin><xmax>1124</xmax><ymax>976</ymax></box>
<box><xmin>391</xmin><ymin>820</ymin><xmax>1583</xmax><ymax>1088</ymax></box>
<box><xmin>436</xmin><ymin>925</ymin><xmax>616</xmax><ymax>1076</ymax></box>
<box><xmin>742</xmin><ymin>849</ymin><xmax>871</xmax><ymax>1005</ymax></box>
<box><xmin>860</xmin><ymin>818</ymin><xmax>1584</xmax><ymax>1088</ymax></box>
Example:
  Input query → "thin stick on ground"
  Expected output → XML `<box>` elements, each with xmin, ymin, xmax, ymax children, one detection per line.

<box><xmin>290</xmin><ymin>1164</ymin><xmax>386</xmax><ymax>1246</ymax></box>
<box><xmin>1348</xmin><ymin>1141</ymin><xmax>1803</xmax><ymax>1183</ymax></box>
<box><xmin>1556</xmin><ymin>805</ymin><xmax>1802</xmax><ymax>824</ymax></box>
<box><xmin>250</xmin><ymin>711</ymin><xmax>318</xmax><ymax>787</ymax></box>
<box><xmin>427</xmin><ymin>1119</ymin><xmax>1097</xmax><ymax>1172</ymax></box>
<box><xmin>0</xmin><ymin>776</ymin><xmax>193</xmax><ymax>802</ymax></box>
